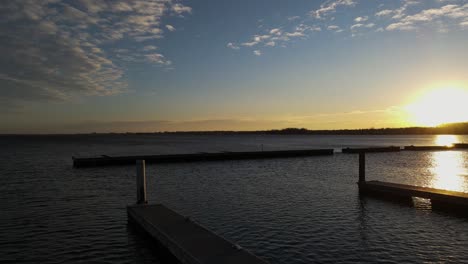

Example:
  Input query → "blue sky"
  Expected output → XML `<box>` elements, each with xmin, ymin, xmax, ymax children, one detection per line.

<box><xmin>1</xmin><ymin>0</ymin><xmax>467</xmax><ymax>133</ymax></box>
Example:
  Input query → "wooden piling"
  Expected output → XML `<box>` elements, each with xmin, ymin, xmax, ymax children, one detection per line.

<box><xmin>136</xmin><ymin>160</ymin><xmax>147</xmax><ymax>204</ymax></box>
<box><xmin>359</xmin><ymin>152</ymin><xmax>365</xmax><ymax>183</ymax></box>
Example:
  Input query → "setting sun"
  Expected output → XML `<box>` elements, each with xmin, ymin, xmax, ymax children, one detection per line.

<box><xmin>405</xmin><ymin>87</ymin><xmax>468</xmax><ymax>127</ymax></box>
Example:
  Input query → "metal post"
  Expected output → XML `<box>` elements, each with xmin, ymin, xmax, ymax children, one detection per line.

<box><xmin>359</xmin><ymin>152</ymin><xmax>366</xmax><ymax>183</ymax></box>
<box><xmin>136</xmin><ymin>160</ymin><xmax>147</xmax><ymax>204</ymax></box>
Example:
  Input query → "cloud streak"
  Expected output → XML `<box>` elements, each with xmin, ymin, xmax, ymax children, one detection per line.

<box><xmin>228</xmin><ymin>0</ymin><xmax>468</xmax><ymax>55</ymax></box>
<box><xmin>310</xmin><ymin>0</ymin><xmax>355</xmax><ymax>19</ymax></box>
<box><xmin>386</xmin><ymin>4</ymin><xmax>468</xmax><ymax>31</ymax></box>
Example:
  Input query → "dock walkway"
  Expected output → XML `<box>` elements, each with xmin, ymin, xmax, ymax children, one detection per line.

<box><xmin>128</xmin><ymin>204</ymin><xmax>269</xmax><ymax>264</ymax></box>
<box><xmin>127</xmin><ymin>160</ymin><xmax>269</xmax><ymax>264</ymax></box>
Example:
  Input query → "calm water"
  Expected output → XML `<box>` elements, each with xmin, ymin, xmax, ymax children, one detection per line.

<box><xmin>1</xmin><ymin>134</ymin><xmax>468</xmax><ymax>263</ymax></box>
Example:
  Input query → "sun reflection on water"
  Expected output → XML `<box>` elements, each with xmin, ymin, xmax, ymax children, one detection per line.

<box><xmin>434</xmin><ymin>135</ymin><xmax>458</xmax><ymax>147</ymax></box>
<box><xmin>429</xmin><ymin>151</ymin><xmax>467</xmax><ymax>191</ymax></box>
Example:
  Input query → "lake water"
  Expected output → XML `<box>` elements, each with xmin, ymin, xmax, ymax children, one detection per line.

<box><xmin>1</xmin><ymin>134</ymin><xmax>468</xmax><ymax>263</ymax></box>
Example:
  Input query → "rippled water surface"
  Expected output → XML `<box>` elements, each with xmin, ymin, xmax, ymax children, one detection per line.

<box><xmin>1</xmin><ymin>134</ymin><xmax>468</xmax><ymax>263</ymax></box>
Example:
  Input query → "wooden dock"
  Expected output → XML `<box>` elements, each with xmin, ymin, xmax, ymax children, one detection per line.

<box><xmin>356</xmin><ymin>152</ymin><xmax>468</xmax><ymax>212</ymax></box>
<box><xmin>402</xmin><ymin>143</ymin><xmax>468</xmax><ymax>151</ymax></box>
<box><xmin>359</xmin><ymin>181</ymin><xmax>468</xmax><ymax>209</ymax></box>
<box><xmin>73</xmin><ymin>149</ymin><xmax>334</xmax><ymax>168</ymax></box>
<box><xmin>403</xmin><ymin>145</ymin><xmax>452</xmax><ymax>151</ymax></box>
<box><xmin>342</xmin><ymin>146</ymin><xmax>400</xmax><ymax>153</ymax></box>
<box><xmin>454</xmin><ymin>143</ymin><xmax>468</xmax><ymax>149</ymax></box>
<box><xmin>128</xmin><ymin>160</ymin><xmax>269</xmax><ymax>264</ymax></box>
<box><xmin>128</xmin><ymin>204</ymin><xmax>269</xmax><ymax>264</ymax></box>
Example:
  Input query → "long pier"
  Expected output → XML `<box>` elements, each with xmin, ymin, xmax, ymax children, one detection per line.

<box><xmin>404</xmin><ymin>143</ymin><xmax>468</xmax><ymax>151</ymax></box>
<box><xmin>342</xmin><ymin>146</ymin><xmax>400</xmax><ymax>153</ymax></box>
<box><xmin>73</xmin><ymin>142</ymin><xmax>468</xmax><ymax>167</ymax></box>
<box><xmin>403</xmin><ymin>145</ymin><xmax>452</xmax><ymax>151</ymax></box>
<box><xmin>356</xmin><ymin>152</ymin><xmax>468</xmax><ymax>212</ymax></box>
<box><xmin>127</xmin><ymin>161</ymin><xmax>269</xmax><ymax>264</ymax></box>
<box><xmin>73</xmin><ymin>149</ymin><xmax>334</xmax><ymax>168</ymax></box>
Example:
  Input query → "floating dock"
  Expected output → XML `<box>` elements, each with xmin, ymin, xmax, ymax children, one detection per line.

<box><xmin>128</xmin><ymin>161</ymin><xmax>269</xmax><ymax>264</ymax></box>
<box><xmin>454</xmin><ymin>143</ymin><xmax>468</xmax><ymax>149</ymax></box>
<box><xmin>403</xmin><ymin>145</ymin><xmax>452</xmax><ymax>151</ymax></box>
<box><xmin>73</xmin><ymin>149</ymin><xmax>334</xmax><ymax>168</ymax></box>
<box><xmin>356</xmin><ymin>152</ymin><xmax>468</xmax><ymax>212</ymax></box>
<box><xmin>128</xmin><ymin>204</ymin><xmax>269</xmax><ymax>264</ymax></box>
<box><xmin>402</xmin><ymin>142</ymin><xmax>468</xmax><ymax>151</ymax></box>
<box><xmin>342</xmin><ymin>146</ymin><xmax>400</xmax><ymax>153</ymax></box>
<box><xmin>359</xmin><ymin>181</ymin><xmax>468</xmax><ymax>209</ymax></box>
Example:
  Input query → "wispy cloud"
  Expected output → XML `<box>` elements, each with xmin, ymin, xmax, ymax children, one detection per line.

<box><xmin>171</xmin><ymin>4</ymin><xmax>192</xmax><ymax>14</ymax></box>
<box><xmin>0</xmin><ymin>0</ymin><xmax>191</xmax><ymax>104</ymax></box>
<box><xmin>228</xmin><ymin>0</ymin><xmax>468</xmax><ymax>55</ymax></box>
<box><xmin>143</xmin><ymin>45</ymin><xmax>158</xmax><ymax>51</ymax></box>
<box><xmin>166</xmin><ymin>25</ymin><xmax>176</xmax><ymax>31</ymax></box>
<box><xmin>227</xmin><ymin>42</ymin><xmax>240</xmax><ymax>50</ymax></box>
<box><xmin>229</xmin><ymin>24</ymin><xmax>320</xmax><ymax>53</ymax></box>
<box><xmin>375</xmin><ymin>9</ymin><xmax>393</xmax><ymax>17</ymax></box>
<box><xmin>327</xmin><ymin>26</ymin><xmax>338</xmax><ymax>30</ymax></box>
<box><xmin>288</xmin><ymin>16</ymin><xmax>301</xmax><ymax>21</ymax></box>
<box><xmin>310</xmin><ymin>0</ymin><xmax>355</xmax><ymax>19</ymax></box>
<box><xmin>386</xmin><ymin>4</ymin><xmax>468</xmax><ymax>31</ymax></box>
<box><xmin>145</xmin><ymin>54</ymin><xmax>172</xmax><ymax>65</ymax></box>
<box><xmin>253</xmin><ymin>50</ymin><xmax>262</xmax><ymax>56</ymax></box>
<box><xmin>354</xmin><ymin>16</ymin><xmax>368</xmax><ymax>22</ymax></box>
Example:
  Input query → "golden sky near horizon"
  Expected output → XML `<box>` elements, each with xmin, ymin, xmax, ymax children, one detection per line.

<box><xmin>1</xmin><ymin>0</ymin><xmax>468</xmax><ymax>133</ymax></box>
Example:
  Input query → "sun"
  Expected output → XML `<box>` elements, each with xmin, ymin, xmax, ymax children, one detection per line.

<box><xmin>405</xmin><ymin>87</ymin><xmax>468</xmax><ymax>127</ymax></box>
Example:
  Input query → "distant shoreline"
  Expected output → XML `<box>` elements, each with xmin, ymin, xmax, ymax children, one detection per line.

<box><xmin>1</xmin><ymin>122</ymin><xmax>468</xmax><ymax>136</ymax></box>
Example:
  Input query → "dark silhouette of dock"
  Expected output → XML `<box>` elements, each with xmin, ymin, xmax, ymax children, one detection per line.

<box><xmin>360</xmin><ymin>181</ymin><xmax>468</xmax><ymax>208</ymax></box>
<box><xmin>72</xmin><ymin>149</ymin><xmax>334</xmax><ymax>168</ymax></box>
<box><xmin>127</xmin><ymin>161</ymin><xmax>269</xmax><ymax>264</ymax></box>
<box><xmin>404</xmin><ymin>143</ymin><xmax>468</xmax><ymax>151</ymax></box>
<box><xmin>404</xmin><ymin>145</ymin><xmax>452</xmax><ymax>151</ymax></box>
<box><xmin>124</xmin><ymin>148</ymin><xmax>468</xmax><ymax>263</ymax></box>
<box><xmin>342</xmin><ymin>146</ymin><xmax>400</xmax><ymax>153</ymax></box>
<box><xmin>356</xmin><ymin>153</ymin><xmax>468</xmax><ymax>212</ymax></box>
<box><xmin>128</xmin><ymin>204</ymin><xmax>269</xmax><ymax>264</ymax></box>
<box><xmin>72</xmin><ymin>142</ymin><xmax>468</xmax><ymax>167</ymax></box>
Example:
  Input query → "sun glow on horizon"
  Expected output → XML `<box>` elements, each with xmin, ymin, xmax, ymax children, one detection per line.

<box><xmin>434</xmin><ymin>135</ymin><xmax>458</xmax><ymax>147</ymax></box>
<box><xmin>405</xmin><ymin>87</ymin><xmax>468</xmax><ymax>127</ymax></box>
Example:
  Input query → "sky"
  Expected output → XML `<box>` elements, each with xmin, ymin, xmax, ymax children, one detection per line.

<box><xmin>1</xmin><ymin>0</ymin><xmax>468</xmax><ymax>133</ymax></box>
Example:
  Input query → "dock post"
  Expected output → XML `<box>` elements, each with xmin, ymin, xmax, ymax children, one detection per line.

<box><xmin>136</xmin><ymin>160</ymin><xmax>147</xmax><ymax>204</ymax></box>
<box><xmin>359</xmin><ymin>152</ymin><xmax>366</xmax><ymax>183</ymax></box>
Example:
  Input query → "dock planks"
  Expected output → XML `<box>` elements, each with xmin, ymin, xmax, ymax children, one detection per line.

<box><xmin>127</xmin><ymin>204</ymin><xmax>269</xmax><ymax>264</ymax></box>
